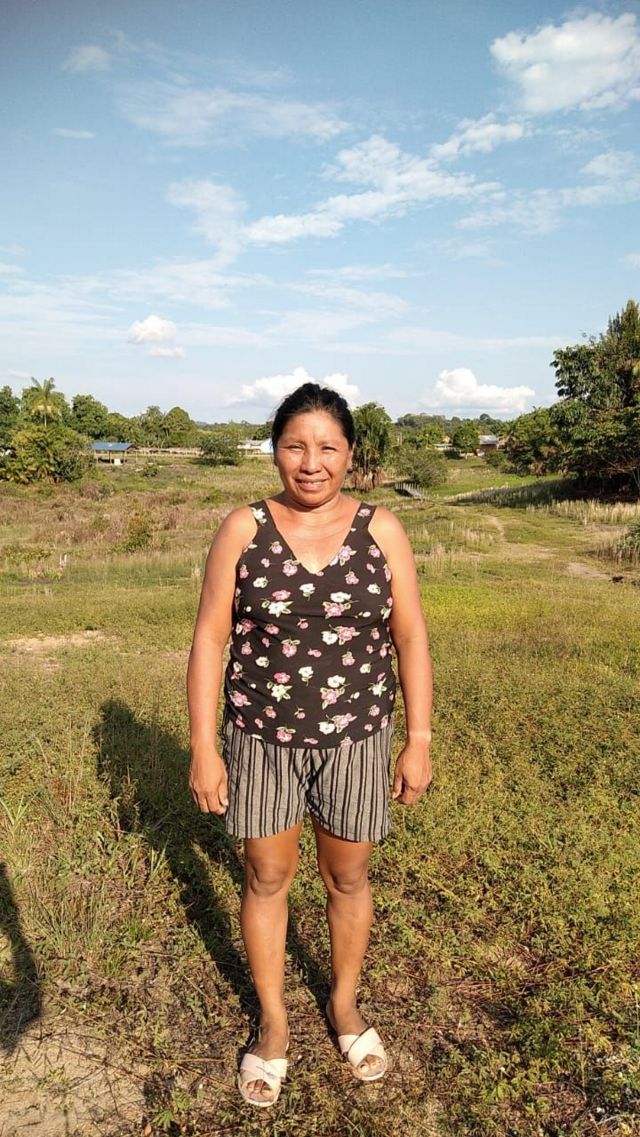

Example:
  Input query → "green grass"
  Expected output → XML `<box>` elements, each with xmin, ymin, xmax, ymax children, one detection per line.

<box><xmin>1</xmin><ymin>458</ymin><xmax>639</xmax><ymax>1136</ymax></box>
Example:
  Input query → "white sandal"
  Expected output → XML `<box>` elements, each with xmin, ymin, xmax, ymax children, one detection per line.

<box><xmin>327</xmin><ymin>1005</ymin><xmax>388</xmax><ymax>1082</ymax></box>
<box><xmin>237</xmin><ymin>1050</ymin><xmax>288</xmax><ymax>1108</ymax></box>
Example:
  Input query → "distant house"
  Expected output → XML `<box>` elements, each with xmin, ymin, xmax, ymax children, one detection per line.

<box><xmin>237</xmin><ymin>438</ymin><xmax>273</xmax><ymax>455</ymax></box>
<box><xmin>90</xmin><ymin>441</ymin><xmax>133</xmax><ymax>465</ymax></box>
<box><xmin>477</xmin><ymin>434</ymin><xmax>501</xmax><ymax>453</ymax></box>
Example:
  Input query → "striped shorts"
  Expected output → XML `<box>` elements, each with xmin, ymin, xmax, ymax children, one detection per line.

<box><xmin>221</xmin><ymin>718</ymin><xmax>393</xmax><ymax>843</ymax></box>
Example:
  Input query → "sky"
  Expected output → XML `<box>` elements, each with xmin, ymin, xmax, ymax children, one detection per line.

<box><xmin>1</xmin><ymin>0</ymin><xmax>640</xmax><ymax>423</ymax></box>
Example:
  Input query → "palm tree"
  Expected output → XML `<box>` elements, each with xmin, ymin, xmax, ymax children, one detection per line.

<box><xmin>23</xmin><ymin>377</ymin><xmax>66</xmax><ymax>426</ymax></box>
<box><xmin>351</xmin><ymin>402</ymin><xmax>392</xmax><ymax>490</ymax></box>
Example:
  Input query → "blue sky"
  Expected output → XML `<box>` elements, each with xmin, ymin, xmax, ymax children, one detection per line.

<box><xmin>2</xmin><ymin>0</ymin><xmax>639</xmax><ymax>422</ymax></box>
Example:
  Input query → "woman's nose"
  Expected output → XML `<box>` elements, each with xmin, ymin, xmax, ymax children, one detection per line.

<box><xmin>301</xmin><ymin>448</ymin><xmax>321</xmax><ymax>470</ymax></box>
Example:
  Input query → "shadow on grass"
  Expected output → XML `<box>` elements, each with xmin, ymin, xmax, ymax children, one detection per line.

<box><xmin>449</xmin><ymin>477</ymin><xmax>580</xmax><ymax>508</ymax></box>
<box><xmin>94</xmin><ymin>699</ymin><xmax>328</xmax><ymax>1022</ymax></box>
<box><xmin>0</xmin><ymin>862</ymin><xmax>42</xmax><ymax>1055</ymax></box>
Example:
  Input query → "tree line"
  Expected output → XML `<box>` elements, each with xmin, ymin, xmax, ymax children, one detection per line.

<box><xmin>1</xmin><ymin>298</ymin><xmax>638</xmax><ymax>493</ymax></box>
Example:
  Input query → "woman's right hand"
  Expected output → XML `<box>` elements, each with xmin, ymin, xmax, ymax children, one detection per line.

<box><xmin>189</xmin><ymin>749</ymin><xmax>229</xmax><ymax>814</ymax></box>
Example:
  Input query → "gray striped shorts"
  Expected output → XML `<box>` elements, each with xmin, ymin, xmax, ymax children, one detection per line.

<box><xmin>221</xmin><ymin>718</ymin><xmax>393</xmax><ymax>843</ymax></box>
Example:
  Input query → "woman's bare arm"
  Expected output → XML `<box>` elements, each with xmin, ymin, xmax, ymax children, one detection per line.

<box><xmin>187</xmin><ymin>507</ymin><xmax>256</xmax><ymax>813</ymax></box>
<box><xmin>369</xmin><ymin>507</ymin><xmax>433</xmax><ymax>804</ymax></box>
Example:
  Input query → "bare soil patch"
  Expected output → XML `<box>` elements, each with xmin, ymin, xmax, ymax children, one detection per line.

<box><xmin>5</xmin><ymin>632</ymin><xmax>114</xmax><ymax>656</ymax></box>
<box><xmin>565</xmin><ymin>561</ymin><xmax>611</xmax><ymax>580</ymax></box>
<box><xmin>0</xmin><ymin>1024</ymin><xmax>147</xmax><ymax>1136</ymax></box>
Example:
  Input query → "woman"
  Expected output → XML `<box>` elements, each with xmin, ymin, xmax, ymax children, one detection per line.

<box><xmin>187</xmin><ymin>383</ymin><xmax>432</xmax><ymax>1107</ymax></box>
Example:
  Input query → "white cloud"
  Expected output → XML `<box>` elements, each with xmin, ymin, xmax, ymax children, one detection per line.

<box><xmin>167</xmin><ymin>180</ymin><xmax>245</xmax><ymax>266</ymax></box>
<box><xmin>294</xmin><ymin>282</ymin><xmax>408</xmax><ymax>318</ymax></box>
<box><xmin>63</xmin><ymin>45</ymin><xmax>112</xmax><ymax>73</ymax></box>
<box><xmin>0</xmin><ymin>244</ymin><xmax>25</xmax><ymax>257</ymax></box>
<box><xmin>491</xmin><ymin>12</ymin><xmax>640</xmax><ymax>114</ymax></box>
<box><xmin>128</xmin><ymin>315</ymin><xmax>177</xmax><ymax>344</ymax></box>
<box><xmin>52</xmin><ymin>127</ymin><xmax>95</xmax><ymax>140</ymax></box>
<box><xmin>427</xmin><ymin>368</ymin><xmax>534</xmax><ymax>413</ymax></box>
<box><xmin>230</xmin><ymin>365</ymin><xmax>360</xmax><ymax>406</ymax></box>
<box><xmin>432</xmin><ymin>115</ymin><xmax>527</xmax><ymax>160</ymax></box>
<box><xmin>622</xmin><ymin>252</ymin><xmax>640</xmax><ymax>267</ymax></box>
<box><xmin>0</xmin><ymin>262</ymin><xmax>25</xmax><ymax>276</ymax></box>
<box><xmin>117</xmin><ymin>80</ymin><xmax>346</xmax><ymax>146</ymax></box>
<box><xmin>307</xmin><ymin>264</ymin><xmax>411</xmax><ymax>282</ymax></box>
<box><xmin>245</xmin><ymin>134</ymin><xmax>499</xmax><ymax>249</ymax></box>
<box><xmin>148</xmin><ymin>346</ymin><xmax>185</xmax><ymax>359</ymax></box>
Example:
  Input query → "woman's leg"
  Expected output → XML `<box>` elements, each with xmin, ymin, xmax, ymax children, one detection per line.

<box><xmin>312</xmin><ymin>818</ymin><xmax>385</xmax><ymax>1077</ymax></box>
<box><xmin>240</xmin><ymin>822</ymin><xmax>302</xmax><ymax>1101</ymax></box>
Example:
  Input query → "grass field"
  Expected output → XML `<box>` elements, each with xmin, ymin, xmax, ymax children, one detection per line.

<box><xmin>1</xmin><ymin>457</ymin><xmax>639</xmax><ymax>1137</ymax></box>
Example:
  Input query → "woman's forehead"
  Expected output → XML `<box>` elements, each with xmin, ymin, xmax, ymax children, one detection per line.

<box><xmin>279</xmin><ymin>410</ymin><xmax>350</xmax><ymax>441</ymax></box>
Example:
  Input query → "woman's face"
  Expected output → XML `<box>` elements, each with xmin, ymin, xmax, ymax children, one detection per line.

<box><xmin>274</xmin><ymin>410</ymin><xmax>353</xmax><ymax>507</ymax></box>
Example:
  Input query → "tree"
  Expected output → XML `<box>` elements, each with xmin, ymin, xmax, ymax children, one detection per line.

<box><xmin>1</xmin><ymin>424</ymin><xmax>89</xmax><ymax>484</ymax></box>
<box><xmin>551</xmin><ymin>299</ymin><xmax>640</xmax><ymax>491</ymax></box>
<box><xmin>22</xmin><ymin>377</ymin><xmax>68</xmax><ymax>426</ymax></box>
<box><xmin>104</xmin><ymin>412</ymin><xmax>133</xmax><ymax>442</ymax></box>
<box><xmin>0</xmin><ymin>385</ymin><xmax>20</xmax><ymax>446</ymax></box>
<box><xmin>503</xmin><ymin>407</ymin><xmax>562</xmax><ymax>475</ymax></box>
<box><xmin>397</xmin><ymin>447</ymin><xmax>448</xmax><ymax>489</ymax></box>
<box><xmin>450</xmin><ymin>422</ymin><xmax>480</xmax><ymax>455</ymax></box>
<box><xmin>71</xmin><ymin>394</ymin><xmax>109</xmax><ymax>439</ymax></box>
<box><xmin>200</xmin><ymin>429</ymin><xmax>243</xmax><ymax>466</ymax></box>
<box><xmin>163</xmin><ymin>406</ymin><xmax>198</xmax><ymax>447</ymax></box>
<box><xmin>352</xmin><ymin>403</ymin><xmax>392</xmax><ymax>490</ymax></box>
<box><xmin>135</xmin><ymin>405</ymin><xmax>165</xmax><ymax>446</ymax></box>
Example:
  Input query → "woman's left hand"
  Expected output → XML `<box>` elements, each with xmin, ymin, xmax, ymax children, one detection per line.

<box><xmin>392</xmin><ymin>740</ymin><xmax>433</xmax><ymax>805</ymax></box>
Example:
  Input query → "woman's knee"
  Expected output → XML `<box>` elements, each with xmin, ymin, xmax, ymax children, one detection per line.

<box><xmin>244</xmin><ymin>854</ymin><xmax>297</xmax><ymax>899</ymax></box>
<box><xmin>319</xmin><ymin>860</ymin><xmax>370</xmax><ymax>897</ymax></box>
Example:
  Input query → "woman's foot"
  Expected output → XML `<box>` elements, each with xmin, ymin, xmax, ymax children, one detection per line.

<box><xmin>239</xmin><ymin>1011</ymin><xmax>289</xmax><ymax>1105</ymax></box>
<box><xmin>326</xmin><ymin>996</ymin><xmax>387</xmax><ymax>1081</ymax></box>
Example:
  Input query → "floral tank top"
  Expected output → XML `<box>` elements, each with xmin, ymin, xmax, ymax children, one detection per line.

<box><xmin>223</xmin><ymin>500</ymin><xmax>396</xmax><ymax>747</ymax></box>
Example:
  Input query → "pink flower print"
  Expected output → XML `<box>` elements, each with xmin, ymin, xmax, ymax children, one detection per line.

<box><xmin>308</xmin><ymin>648</ymin><xmax>322</xmax><ymax>657</ymax></box>
<box><xmin>323</xmin><ymin>601</ymin><xmax>346</xmax><ymax>617</ymax></box>
<box><xmin>238</xmin><ymin>618</ymin><xmax>255</xmax><ymax>634</ymax></box>
<box><xmin>266</xmin><ymin>624</ymin><xmax>279</xmax><ymax>635</ymax></box>
<box><xmin>345</xmin><ymin>571</ymin><xmax>359</xmax><ymax>585</ymax></box>
<box><xmin>337</xmin><ymin>544</ymin><xmax>356</xmax><ymax>565</ymax></box>
<box><xmin>272</xmin><ymin>590</ymin><xmax>291</xmax><ymax>601</ymax></box>
<box><xmin>235</xmin><ymin>715</ymin><xmax>246</xmax><ymax>728</ymax></box>
<box><xmin>321</xmin><ymin>687</ymin><xmax>340</xmax><ymax>709</ymax></box>
<box><xmin>380</xmin><ymin>715</ymin><xmax>389</xmax><ymax>729</ymax></box>
<box><xmin>240</xmin><ymin>642</ymin><xmax>252</xmax><ymax>655</ymax></box>
<box><xmin>384</xmin><ymin>565</ymin><xmax>392</xmax><ymax>582</ymax></box>
<box><xmin>342</xmin><ymin>651</ymin><xmax>355</xmax><ymax>666</ymax></box>
<box><xmin>232</xmin><ymin>661</ymin><xmax>242</xmax><ymax>676</ymax></box>
<box><xmin>335</xmin><ymin>626</ymin><xmax>359</xmax><ymax>645</ymax></box>
<box><xmin>255</xmin><ymin>717</ymin><xmax>264</xmax><ymax>729</ymax></box>
<box><xmin>270</xmin><ymin>541</ymin><xmax>283</xmax><ymax>554</ymax></box>
<box><xmin>276</xmin><ymin>726</ymin><xmax>295</xmax><ymax>743</ymax></box>
<box><xmin>239</xmin><ymin>564</ymin><xmax>249</xmax><ymax>579</ymax></box>
<box><xmin>304</xmin><ymin>737</ymin><xmax>319</xmax><ymax>745</ymax></box>
<box><xmin>364</xmin><ymin>723</ymin><xmax>373</xmax><ymax>732</ymax></box>
<box><xmin>367</xmin><ymin>563</ymin><xmax>376</xmax><ymax>574</ymax></box>
<box><xmin>368</xmin><ymin>544</ymin><xmax>381</xmax><ymax>557</ymax></box>
<box><xmin>282</xmin><ymin>560</ymin><xmax>298</xmax><ymax>576</ymax></box>
<box><xmin>369</xmin><ymin>705</ymin><xmax>380</xmax><ymax>717</ymax></box>
<box><xmin>380</xmin><ymin>644</ymin><xmax>389</xmax><ymax>658</ymax></box>
<box><xmin>297</xmin><ymin>619</ymin><xmax>309</xmax><ymax>630</ymax></box>
<box><xmin>282</xmin><ymin>640</ymin><xmax>298</xmax><ymax>658</ymax></box>
<box><xmin>273</xmin><ymin>672</ymin><xmax>290</xmax><ymax>683</ymax></box>
<box><xmin>371</xmin><ymin>629</ymin><xmax>380</xmax><ymax>640</ymax></box>
<box><xmin>294</xmin><ymin>709</ymin><xmax>306</xmax><ymax>719</ymax></box>
<box><xmin>230</xmin><ymin>691</ymin><xmax>250</xmax><ymax>707</ymax></box>
<box><xmin>261</xmin><ymin>558</ymin><xmax>270</xmax><ymax>567</ymax></box>
<box><xmin>366</xmin><ymin>645</ymin><xmax>374</xmax><ymax>654</ymax></box>
<box><xmin>262</xmin><ymin>637</ymin><xmax>270</xmax><ymax>647</ymax></box>
<box><xmin>333</xmin><ymin>713</ymin><xmax>357</xmax><ymax>733</ymax></box>
<box><xmin>360</xmin><ymin>507</ymin><xmax>372</xmax><ymax>516</ymax></box>
<box><xmin>264</xmin><ymin>706</ymin><xmax>277</xmax><ymax>718</ymax></box>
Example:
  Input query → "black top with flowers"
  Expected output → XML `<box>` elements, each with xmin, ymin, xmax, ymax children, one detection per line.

<box><xmin>223</xmin><ymin>500</ymin><xmax>396</xmax><ymax>747</ymax></box>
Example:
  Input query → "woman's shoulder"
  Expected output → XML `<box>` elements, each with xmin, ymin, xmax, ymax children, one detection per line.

<box><xmin>214</xmin><ymin>504</ymin><xmax>261</xmax><ymax>551</ymax></box>
<box><xmin>367</xmin><ymin>505</ymin><xmax>411</xmax><ymax>559</ymax></box>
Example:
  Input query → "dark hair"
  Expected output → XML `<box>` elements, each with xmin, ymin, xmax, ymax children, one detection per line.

<box><xmin>271</xmin><ymin>383</ymin><xmax>355</xmax><ymax>449</ymax></box>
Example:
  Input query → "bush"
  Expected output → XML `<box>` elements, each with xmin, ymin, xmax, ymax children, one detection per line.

<box><xmin>396</xmin><ymin>447</ymin><xmax>448</xmax><ymax>489</ymax></box>
<box><xmin>118</xmin><ymin>510</ymin><xmax>153</xmax><ymax>552</ymax></box>
<box><xmin>199</xmin><ymin>432</ymin><xmax>243</xmax><ymax>467</ymax></box>
<box><xmin>0</xmin><ymin>424</ymin><xmax>90</xmax><ymax>484</ymax></box>
<box><xmin>615</xmin><ymin>520</ymin><xmax>640</xmax><ymax>565</ymax></box>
